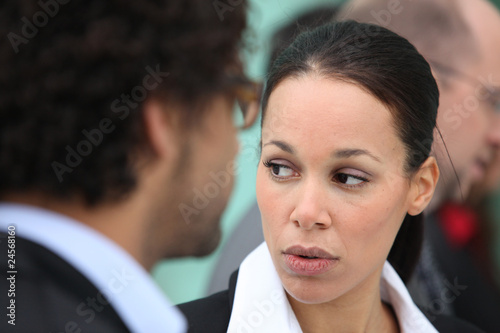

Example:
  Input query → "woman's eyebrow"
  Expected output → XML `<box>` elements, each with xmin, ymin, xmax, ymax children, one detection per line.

<box><xmin>262</xmin><ymin>140</ymin><xmax>295</xmax><ymax>154</ymax></box>
<box><xmin>262</xmin><ymin>142</ymin><xmax>381</xmax><ymax>164</ymax></box>
<box><xmin>333</xmin><ymin>149</ymin><xmax>382</xmax><ymax>163</ymax></box>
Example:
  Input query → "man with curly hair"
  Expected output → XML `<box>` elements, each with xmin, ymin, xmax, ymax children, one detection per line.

<box><xmin>0</xmin><ymin>0</ymin><xmax>252</xmax><ymax>331</ymax></box>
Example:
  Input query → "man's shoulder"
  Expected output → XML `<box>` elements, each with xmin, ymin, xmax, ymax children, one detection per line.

<box><xmin>0</xmin><ymin>232</ymin><xmax>129</xmax><ymax>332</ymax></box>
<box><xmin>178</xmin><ymin>270</ymin><xmax>238</xmax><ymax>333</ymax></box>
<box><xmin>178</xmin><ymin>289</ymin><xmax>232</xmax><ymax>333</ymax></box>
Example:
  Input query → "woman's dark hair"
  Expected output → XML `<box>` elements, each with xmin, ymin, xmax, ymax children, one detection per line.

<box><xmin>0</xmin><ymin>0</ymin><xmax>246</xmax><ymax>205</ymax></box>
<box><xmin>267</xmin><ymin>5</ymin><xmax>340</xmax><ymax>70</ymax></box>
<box><xmin>261</xmin><ymin>20</ymin><xmax>439</xmax><ymax>282</ymax></box>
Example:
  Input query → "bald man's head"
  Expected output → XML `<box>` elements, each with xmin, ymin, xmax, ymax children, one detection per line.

<box><xmin>338</xmin><ymin>0</ymin><xmax>478</xmax><ymax>69</ymax></box>
<box><xmin>339</xmin><ymin>0</ymin><xmax>500</xmax><ymax>208</ymax></box>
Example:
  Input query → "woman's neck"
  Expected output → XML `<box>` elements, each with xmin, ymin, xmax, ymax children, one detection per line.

<box><xmin>287</xmin><ymin>271</ymin><xmax>399</xmax><ymax>333</ymax></box>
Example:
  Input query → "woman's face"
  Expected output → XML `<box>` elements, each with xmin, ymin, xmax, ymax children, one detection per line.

<box><xmin>257</xmin><ymin>75</ymin><xmax>419</xmax><ymax>304</ymax></box>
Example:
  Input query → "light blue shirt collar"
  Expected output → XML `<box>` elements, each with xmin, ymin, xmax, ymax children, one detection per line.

<box><xmin>0</xmin><ymin>203</ymin><xmax>187</xmax><ymax>333</ymax></box>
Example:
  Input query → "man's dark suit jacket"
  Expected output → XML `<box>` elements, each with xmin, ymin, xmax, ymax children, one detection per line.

<box><xmin>409</xmin><ymin>214</ymin><xmax>500</xmax><ymax>333</ymax></box>
<box><xmin>178</xmin><ymin>270</ymin><xmax>484</xmax><ymax>333</ymax></box>
<box><xmin>0</xmin><ymin>232</ymin><xmax>129</xmax><ymax>333</ymax></box>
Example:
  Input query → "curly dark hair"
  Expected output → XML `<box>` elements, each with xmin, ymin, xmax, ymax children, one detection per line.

<box><xmin>0</xmin><ymin>0</ymin><xmax>247</xmax><ymax>205</ymax></box>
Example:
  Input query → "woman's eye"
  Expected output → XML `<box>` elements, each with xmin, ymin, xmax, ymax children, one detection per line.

<box><xmin>335</xmin><ymin>173</ymin><xmax>366</xmax><ymax>186</ymax></box>
<box><xmin>263</xmin><ymin>160</ymin><xmax>297</xmax><ymax>179</ymax></box>
<box><xmin>271</xmin><ymin>164</ymin><xmax>294</xmax><ymax>177</ymax></box>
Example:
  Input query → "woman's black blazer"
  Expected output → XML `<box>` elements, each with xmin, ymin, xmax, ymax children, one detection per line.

<box><xmin>177</xmin><ymin>270</ymin><xmax>484</xmax><ymax>333</ymax></box>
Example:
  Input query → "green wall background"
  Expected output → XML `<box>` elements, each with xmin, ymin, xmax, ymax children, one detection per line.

<box><xmin>153</xmin><ymin>0</ymin><xmax>500</xmax><ymax>305</ymax></box>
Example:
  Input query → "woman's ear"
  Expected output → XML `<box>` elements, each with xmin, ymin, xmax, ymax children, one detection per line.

<box><xmin>407</xmin><ymin>156</ymin><xmax>440</xmax><ymax>216</ymax></box>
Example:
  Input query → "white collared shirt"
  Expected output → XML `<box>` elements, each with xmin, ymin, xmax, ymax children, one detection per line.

<box><xmin>0</xmin><ymin>203</ymin><xmax>186</xmax><ymax>333</ymax></box>
<box><xmin>227</xmin><ymin>242</ymin><xmax>438</xmax><ymax>333</ymax></box>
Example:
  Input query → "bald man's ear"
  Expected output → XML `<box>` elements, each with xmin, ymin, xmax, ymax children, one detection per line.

<box><xmin>141</xmin><ymin>99</ymin><xmax>179</xmax><ymax>159</ymax></box>
<box><xmin>408</xmin><ymin>156</ymin><xmax>440</xmax><ymax>216</ymax></box>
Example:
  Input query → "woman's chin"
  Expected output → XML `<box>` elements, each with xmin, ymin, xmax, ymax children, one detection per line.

<box><xmin>284</xmin><ymin>285</ymin><xmax>340</xmax><ymax>305</ymax></box>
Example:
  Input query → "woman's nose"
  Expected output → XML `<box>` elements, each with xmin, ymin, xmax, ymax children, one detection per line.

<box><xmin>289</xmin><ymin>183</ymin><xmax>332</xmax><ymax>230</ymax></box>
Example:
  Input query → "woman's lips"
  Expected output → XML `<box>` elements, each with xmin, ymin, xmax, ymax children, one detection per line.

<box><xmin>282</xmin><ymin>246</ymin><xmax>339</xmax><ymax>276</ymax></box>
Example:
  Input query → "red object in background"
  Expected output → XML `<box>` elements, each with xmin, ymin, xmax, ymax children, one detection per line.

<box><xmin>438</xmin><ymin>202</ymin><xmax>479</xmax><ymax>248</ymax></box>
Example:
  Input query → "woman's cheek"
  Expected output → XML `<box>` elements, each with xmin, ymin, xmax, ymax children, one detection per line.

<box><xmin>257</xmin><ymin>168</ymin><xmax>274</xmax><ymax>239</ymax></box>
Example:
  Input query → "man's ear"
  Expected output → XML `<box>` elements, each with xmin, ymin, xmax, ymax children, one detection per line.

<box><xmin>407</xmin><ymin>156</ymin><xmax>440</xmax><ymax>216</ymax></box>
<box><xmin>141</xmin><ymin>99</ymin><xmax>179</xmax><ymax>159</ymax></box>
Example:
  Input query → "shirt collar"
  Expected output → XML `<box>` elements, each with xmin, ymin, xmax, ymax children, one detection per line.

<box><xmin>0</xmin><ymin>203</ymin><xmax>186</xmax><ymax>333</ymax></box>
<box><xmin>228</xmin><ymin>242</ymin><xmax>438</xmax><ymax>333</ymax></box>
